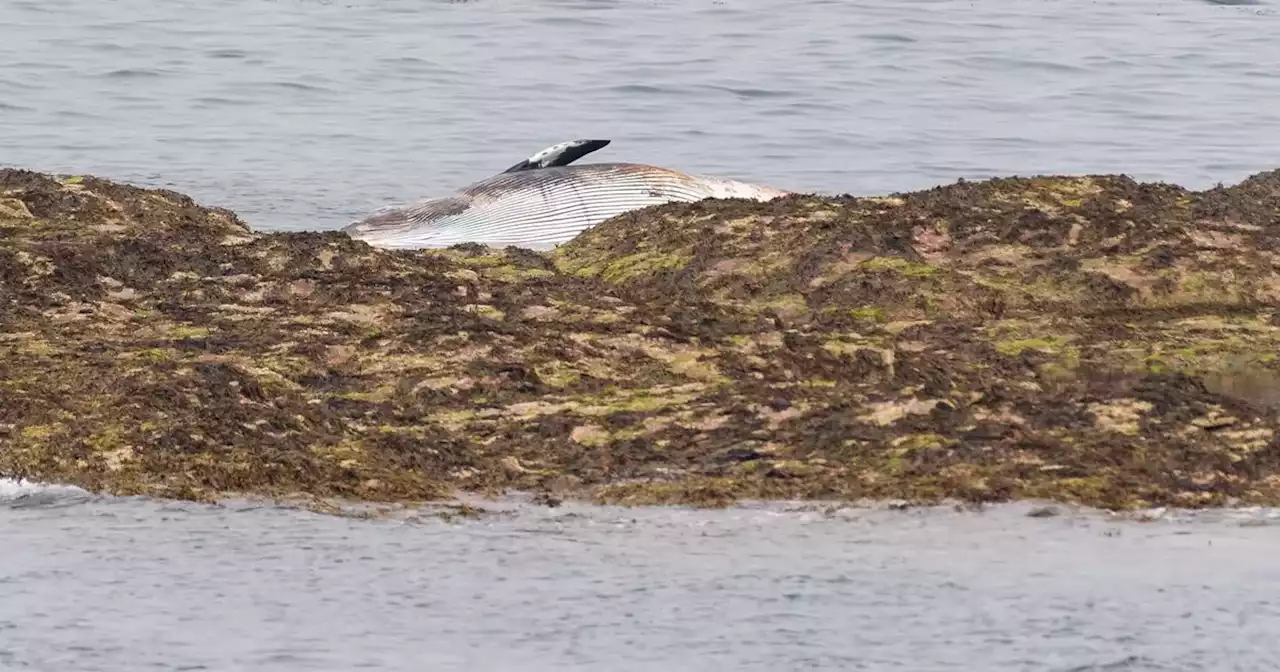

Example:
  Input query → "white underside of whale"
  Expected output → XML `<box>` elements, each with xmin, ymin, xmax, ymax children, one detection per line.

<box><xmin>343</xmin><ymin>159</ymin><xmax>791</xmax><ymax>251</ymax></box>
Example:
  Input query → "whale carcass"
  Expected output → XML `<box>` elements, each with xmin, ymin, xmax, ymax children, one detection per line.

<box><xmin>342</xmin><ymin>139</ymin><xmax>792</xmax><ymax>250</ymax></box>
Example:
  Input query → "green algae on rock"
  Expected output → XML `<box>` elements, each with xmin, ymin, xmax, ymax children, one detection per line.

<box><xmin>3</xmin><ymin>167</ymin><xmax>1280</xmax><ymax>511</ymax></box>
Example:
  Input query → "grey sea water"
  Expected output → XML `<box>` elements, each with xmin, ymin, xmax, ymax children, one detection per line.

<box><xmin>5</xmin><ymin>0</ymin><xmax>1280</xmax><ymax>669</ymax></box>
<box><xmin>2</xmin><ymin>0</ymin><xmax>1280</xmax><ymax>233</ymax></box>
<box><xmin>4</xmin><ymin>481</ymin><xmax>1280</xmax><ymax>672</ymax></box>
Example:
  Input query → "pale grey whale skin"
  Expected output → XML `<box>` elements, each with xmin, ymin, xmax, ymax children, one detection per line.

<box><xmin>342</xmin><ymin>140</ymin><xmax>792</xmax><ymax>251</ymax></box>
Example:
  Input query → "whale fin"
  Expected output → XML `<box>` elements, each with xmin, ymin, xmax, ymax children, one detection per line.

<box><xmin>502</xmin><ymin>139</ymin><xmax>611</xmax><ymax>173</ymax></box>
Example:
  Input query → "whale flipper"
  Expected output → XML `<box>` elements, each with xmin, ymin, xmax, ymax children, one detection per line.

<box><xmin>503</xmin><ymin>139</ymin><xmax>611</xmax><ymax>173</ymax></box>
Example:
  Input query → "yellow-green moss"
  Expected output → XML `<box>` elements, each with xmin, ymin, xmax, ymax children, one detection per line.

<box><xmin>850</xmin><ymin>306</ymin><xmax>887</xmax><ymax>322</ymax></box>
<box><xmin>995</xmin><ymin>336</ymin><xmax>1070</xmax><ymax>357</ymax></box>
<box><xmin>463</xmin><ymin>304</ymin><xmax>505</xmax><ymax>321</ymax></box>
<box><xmin>167</xmin><ymin>325</ymin><xmax>213</xmax><ymax>340</ymax></box>
<box><xmin>535</xmin><ymin>362</ymin><xmax>582</xmax><ymax>389</ymax></box>
<box><xmin>556</xmin><ymin>250</ymin><xmax>693</xmax><ymax>282</ymax></box>
<box><xmin>860</xmin><ymin>256</ymin><xmax>939</xmax><ymax>278</ymax></box>
<box><xmin>759</xmin><ymin>293</ymin><xmax>809</xmax><ymax>320</ymax></box>
<box><xmin>891</xmin><ymin>433</ymin><xmax>955</xmax><ymax>453</ymax></box>
<box><xmin>20</xmin><ymin>424</ymin><xmax>60</xmax><ymax>440</ymax></box>
<box><xmin>480</xmin><ymin>265</ymin><xmax>556</xmax><ymax>283</ymax></box>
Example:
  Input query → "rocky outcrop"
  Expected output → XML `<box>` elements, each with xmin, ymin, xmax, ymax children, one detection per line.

<box><xmin>2</xmin><ymin>167</ymin><xmax>1280</xmax><ymax>510</ymax></box>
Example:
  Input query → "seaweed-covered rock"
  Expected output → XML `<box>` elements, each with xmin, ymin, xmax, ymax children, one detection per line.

<box><xmin>2</xmin><ymin>167</ymin><xmax>1280</xmax><ymax>510</ymax></box>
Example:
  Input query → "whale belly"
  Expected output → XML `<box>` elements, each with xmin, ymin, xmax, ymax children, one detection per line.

<box><xmin>343</xmin><ymin>163</ymin><xmax>787</xmax><ymax>251</ymax></box>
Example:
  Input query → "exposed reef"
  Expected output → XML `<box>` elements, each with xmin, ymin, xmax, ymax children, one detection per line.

<box><xmin>3</xmin><ymin>167</ymin><xmax>1280</xmax><ymax>510</ymax></box>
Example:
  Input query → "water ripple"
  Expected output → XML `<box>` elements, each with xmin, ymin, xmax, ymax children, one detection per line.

<box><xmin>101</xmin><ymin>67</ymin><xmax>167</xmax><ymax>79</ymax></box>
<box><xmin>0</xmin><ymin>0</ymin><xmax>1278</xmax><ymax>245</ymax></box>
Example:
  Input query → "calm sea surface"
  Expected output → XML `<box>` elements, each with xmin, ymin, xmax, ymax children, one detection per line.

<box><xmin>4</xmin><ymin>480</ymin><xmax>1280</xmax><ymax>672</ymax></box>
<box><xmin>2</xmin><ymin>0</ymin><xmax>1280</xmax><ymax>233</ymax></box>
<box><xmin>5</xmin><ymin>1</ymin><xmax>1280</xmax><ymax>669</ymax></box>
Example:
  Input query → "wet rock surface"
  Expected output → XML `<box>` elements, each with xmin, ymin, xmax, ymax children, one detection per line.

<box><xmin>2</xmin><ymin>167</ymin><xmax>1280</xmax><ymax>510</ymax></box>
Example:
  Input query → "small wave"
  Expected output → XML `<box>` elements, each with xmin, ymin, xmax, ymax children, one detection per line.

<box><xmin>958</xmin><ymin>54</ymin><xmax>1089</xmax><ymax>74</ymax></box>
<box><xmin>102</xmin><ymin>68</ymin><xmax>166</xmax><ymax>79</ymax></box>
<box><xmin>708</xmin><ymin>85</ymin><xmax>796</xmax><ymax>100</ymax></box>
<box><xmin>82</xmin><ymin>40</ymin><xmax>129</xmax><ymax>53</ymax></box>
<box><xmin>861</xmin><ymin>33</ymin><xmax>918</xmax><ymax>43</ymax></box>
<box><xmin>193</xmin><ymin>95</ymin><xmax>251</xmax><ymax>108</ymax></box>
<box><xmin>268</xmin><ymin>80</ymin><xmax>334</xmax><ymax>93</ymax></box>
<box><xmin>527</xmin><ymin>13</ymin><xmax>613</xmax><ymax>28</ymax></box>
<box><xmin>379</xmin><ymin>55</ymin><xmax>431</xmax><ymax>65</ymax></box>
<box><xmin>0</xmin><ymin>76</ymin><xmax>40</xmax><ymax>90</ymax></box>
<box><xmin>0</xmin><ymin>477</ymin><xmax>93</xmax><ymax>509</ymax></box>
<box><xmin>208</xmin><ymin>48</ymin><xmax>251</xmax><ymax>59</ymax></box>
<box><xmin>609</xmin><ymin>83</ymin><xmax>683</xmax><ymax>96</ymax></box>
<box><xmin>1061</xmin><ymin>655</ymin><xmax>1151</xmax><ymax>671</ymax></box>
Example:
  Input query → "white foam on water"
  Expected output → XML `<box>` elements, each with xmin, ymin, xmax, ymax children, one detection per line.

<box><xmin>0</xmin><ymin>477</ymin><xmax>90</xmax><ymax>504</ymax></box>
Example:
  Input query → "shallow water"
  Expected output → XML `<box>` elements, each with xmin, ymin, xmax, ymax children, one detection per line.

<box><xmin>2</xmin><ymin>0</ymin><xmax>1279</xmax><ymax>234</ymax></box>
<box><xmin>3</xmin><ymin>480</ymin><xmax>1280</xmax><ymax>671</ymax></box>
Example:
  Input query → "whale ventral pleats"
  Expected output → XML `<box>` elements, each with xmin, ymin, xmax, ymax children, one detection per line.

<box><xmin>342</xmin><ymin>139</ymin><xmax>790</xmax><ymax>249</ymax></box>
<box><xmin>350</xmin><ymin>195</ymin><xmax>472</xmax><ymax>234</ymax></box>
